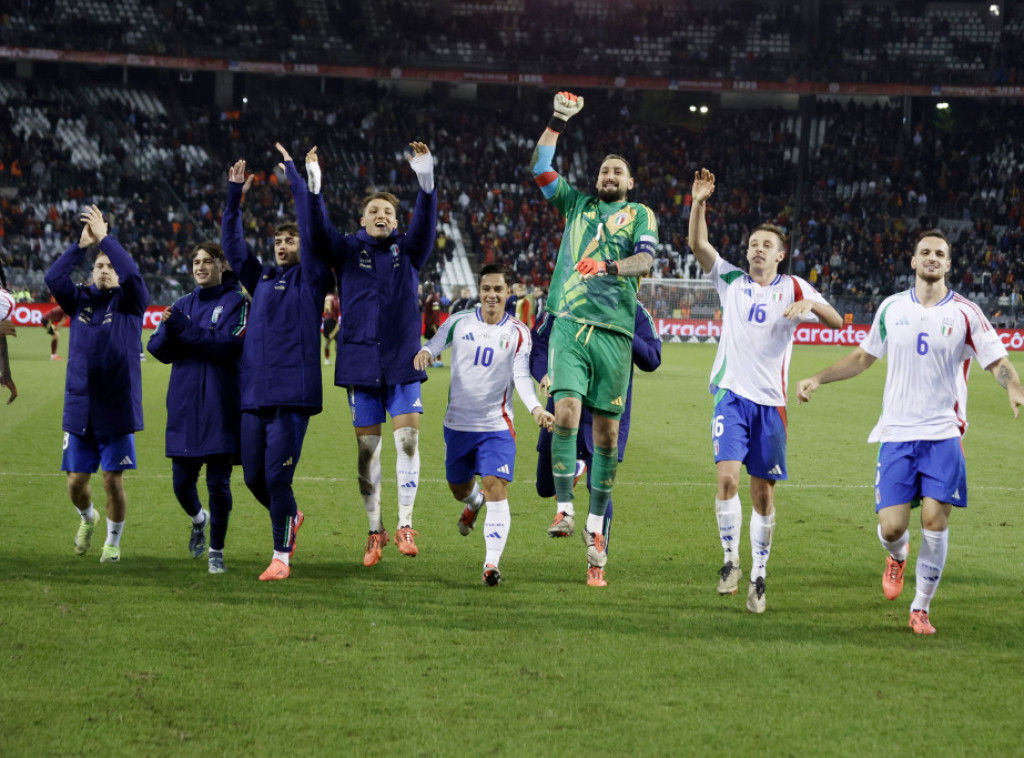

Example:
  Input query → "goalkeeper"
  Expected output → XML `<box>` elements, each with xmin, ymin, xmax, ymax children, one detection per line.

<box><xmin>529</xmin><ymin>91</ymin><xmax>659</xmax><ymax>588</ymax></box>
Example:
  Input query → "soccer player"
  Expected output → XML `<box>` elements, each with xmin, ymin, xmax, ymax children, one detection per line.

<box><xmin>302</xmin><ymin>142</ymin><xmax>437</xmax><ymax>566</ymax></box>
<box><xmin>529</xmin><ymin>91</ymin><xmax>658</xmax><ymax>587</ymax></box>
<box><xmin>323</xmin><ymin>289</ymin><xmax>340</xmax><ymax>365</ymax></box>
<box><xmin>413</xmin><ymin>264</ymin><xmax>553</xmax><ymax>585</ymax></box>
<box><xmin>44</xmin><ymin>205</ymin><xmax>149</xmax><ymax>563</ymax></box>
<box><xmin>147</xmin><ymin>242</ymin><xmax>248</xmax><ymax>573</ymax></box>
<box><xmin>797</xmin><ymin>229</ymin><xmax>1023</xmax><ymax>635</ymax></box>
<box><xmin>532</xmin><ymin>302</ymin><xmax>662</xmax><ymax>542</ymax></box>
<box><xmin>221</xmin><ymin>147</ymin><xmax>334</xmax><ymax>581</ymax></box>
<box><xmin>0</xmin><ymin>263</ymin><xmax>16</xmax><ymax>405</ymax></box>
<box><xmin>689</xmin><ymin>168</ymin><xmax>842</xmax><ymax>613</ymax></box>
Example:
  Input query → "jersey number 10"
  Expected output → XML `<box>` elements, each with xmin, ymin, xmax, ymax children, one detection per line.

<box><xmin>474</xmin><ymin>346</ymin><xmax>494</xmax><ymax>366</ymax></box>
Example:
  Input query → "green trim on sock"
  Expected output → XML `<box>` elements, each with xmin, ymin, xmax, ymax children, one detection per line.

<box><xmin>551</xmin><ymin>424</ymin><xmax>579</xmax><ymax>503</ymax></box>
<box><xmin>588</xmin><ymin>446</ymin><xmax>618</xmax><ymax>518</ymax></box>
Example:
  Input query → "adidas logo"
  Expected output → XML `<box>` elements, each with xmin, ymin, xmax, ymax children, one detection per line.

<box><xmin>952</xmin><ymin>489</ymin><xmax>960</xmax><ymax>500</ymax></box>
<box><xmin>401</xmin><ymin>481</ymin><xmax>418</xmax><ymax>488</ymax></box>
<box><xmin>119</xmin><ymin>456</ymin><xmax>134</xmax><ymax>466</ymax></box>
<box><xmin>413</xmin><ymin>399</ymin><xmax>422</xmax><ymax>408</ymax></box>
<box><xmin>610</xmin><ymin>396</ymin><xmax>623</xmax><ymax>406</ymax></box>
<box><xmin>895</xmin><ymin>316</ymin><xmax>910</xmax><ymax>326</ymax></box>
<box><xmin>766</xmin><ymin>464</ymin><xmax>783</xmax><ymax>476</ymax></box>
<box><xmin>282</xmin><ymin>457</ymin><xmax>293</xmax><ymax>467</ymax></box>
<box><xmin>497</xmin><ymin>464</ymin><xmax>510</xmax><ymax>475</ymax></box>
<box><xmin>486</xmin><ymin>531</ymin><xmax>503</xmax><ymax>539</ymax></box>
<box><xmin>462</xmin><ymin>333</ymin><xmax>475</xmax><ymax>341</ymax></box>
<box><xmin>553</xmin><ymin>462</ymin><xmax>567</xmax><ymax>471</ymax></box>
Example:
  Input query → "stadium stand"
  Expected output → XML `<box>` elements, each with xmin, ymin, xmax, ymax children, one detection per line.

<box><xmin>1</xmin><ymin>2</ymin><xmax>1022</xmax><ymax>326</ymax></box>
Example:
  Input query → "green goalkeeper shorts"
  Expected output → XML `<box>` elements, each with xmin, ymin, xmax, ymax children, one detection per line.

<box><xmin>547</xmin><ymin>316</ymin><xmax>631</xmax><ymax>417</ymax></box>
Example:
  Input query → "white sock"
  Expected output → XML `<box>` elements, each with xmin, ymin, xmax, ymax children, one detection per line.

<box><xmin>585</xmin><ymin>512</ymin><xmax>603</xmax><ymax>535</ymax></box>
<box><xmin>912</xmin><ymin>528</ymin><xmax>948</xmax><ymax>613</ymax></box>
<box><xmin>105</xmin><ymin>518</ymin><xmax>124</xmax><ymax>547</ymax></box>
<box><xmin>483</xmin><ymin>499</ymin><xmax>510</xmax><ymax>566</ymax></box>
<box><xmin>461</xmin><ymin>482</ymin><xmax>485</xmax><ymax>511</ymax></box>
<box><xmin>557</xmin><ymin>501</ymin><xmax>575</xmax><ymax>517</ymax></box>
<box><xmin>191</xmin><ymin>508</ymin><xmax>208</xmax><ymax>526</ymax></box>
<box><xmin>715</xmin><ymin>495</ymin><xmax>742</xmax><ymax>564</ymax></box>
<box><xmin>357</xmin><ymin>435</ymin><xmax>383</xmax><ymax>532</ymax></box>
<box><xmin>209</xmin><ymin>549</ymin><xmax>223</xmax><ymax>558</ymax></box>
<box><xmin>877</xmin><ymin>524</ymin><xmax>909</xmax><ymax>562</ymax></box>
<box><xmin>273</xmin><ymin>550</ymin><xmax>290</xmax><ymax>566</ymax></box>
<box><xmin>394</xmin><ymin>428</ymin><xmax>419</xmax><ymax>528</ymax></box>
<box><xmin>749</xmin><ymin>511</ymin><xmax>775</xmax><ymax>581</ymax></box>
<box><xmin>79</xmin><ymin>504</ymin><xmax>98</xmax><ymax>523</ymax></box>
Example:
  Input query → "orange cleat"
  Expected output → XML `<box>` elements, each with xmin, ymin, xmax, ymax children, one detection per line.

<box><xmin>909</xmin><ymin>609</ymin><xmax>937</xmax><ymax>635</ymax></box>
<box><xmin>258</xmin><ymin>558</ymin><xmax>290</xmax><ymax>581</ymax></box>
<box><xmin>883</xmin><ymin>554</ymin><xmax>906</xmax><ymax>600</ymax></box>
<box><xmin>458</xmin><ymin>507</ymin><xmax>479</xmax><ymax>536</ymax></box>
<box><xmin>287</xmin><ymin>511</ymin><xmax>305</xmax><ymax>557</ymax></box>
<box><xmin>586</xmin><ymin>566</ymin><xmax>607</xmax><ymax>587</ymax></box>
<box><xmin>363</xmin><ymin>529</ymin><xmax>389</xmax><ymax>567</ymax></box>
<box><xmin>482</xmin><ymin>564</ymin><xmax>502</xmax><ymax>586</ymax></box>
<box><xmin>547</xmin><ymin>511</ymin><xmax>575</xmax><ymax>538</ymax></box>
<box><xmin>395</xmin><ymin>526</ymin><xmax>419</xmax><ymax>557</ymax></box>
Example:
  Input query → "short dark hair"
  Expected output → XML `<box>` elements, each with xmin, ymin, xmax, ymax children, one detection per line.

<box><xmin>602</xmin><ymin>154</ymin><xmax>633</xmax><ymax>177</ymax></box>
<box><xmin>361</xmin><ymin>192</ymin><xmax>400</xmax><ymax>215</ymax></box>
<box><xmin>275</xmin><ymin>222</ymin><xmax>299</xmax><ymax>238</ymax></box>
<box><xmin>751</xmin><ymin>223</ymin><xmax>787</xmax><ymax>251</ymax></box>
<box><xmin>479</xmin><ymin>263</ymin><xmax>512</xmax><ymax>287</ymax></box>
<box><xmin>191</xmin><ymin>241</ymin><xmax>226</xmax><ymax>263</ymax></box>
<box><xmin>915</xmin><ymin>228</ymin><xmax>950</xmax><ymax>249</ymax></box>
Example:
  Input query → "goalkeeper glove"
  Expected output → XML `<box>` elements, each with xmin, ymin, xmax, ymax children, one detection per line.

<box><xmin>552</xmin><ymin>91</ymin><xmax>584</xmax><ymax>121</ymax></box>
<box><xmin>576</xmin><ymin>258</ymin><xmax>618</xmax><ymax>280</ymax></box>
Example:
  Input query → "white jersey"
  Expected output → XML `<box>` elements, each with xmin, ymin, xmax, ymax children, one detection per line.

<box><xmin>706</xmin><ymin>256</ymin><xmax>828</xmax><ymax>407</ymax></box>
<box><xmin>423</xmin><ymin>308</ymin><xmax>540</xmax><ymax>433</ymax></box>
<box><xmin>0</xmin><ymin>288</ymin><xmax>14</xmax><ymax>321</ymax></box>
<box><xmin>860</xmin><ymin>289</ymin><xmax>1006</xmax><ymax>442</ymax></box>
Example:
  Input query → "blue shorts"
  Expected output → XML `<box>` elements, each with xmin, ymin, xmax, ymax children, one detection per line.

<box><xmin>875</xmin><ymin>438</ymin><xmax>967</xmax><ymax>511</ymax></box>
<box><xmin>347</xmin><ymin>382</ymin><xmax>423</xmax><ymax>427</ymax></box>
<box><xmin>62</xmin><ymin>429</ymin><xmax>137</xmax><ymax>473</ymax></box>
<box><xmin>444</xmin><ymin>427</ymin><xmax>517</xmax><ymax>484</ymax></box>
<box><xmin>711</xmin><ymin>390</ymin><xmax>787</xmax><ymax>480</ymax></box>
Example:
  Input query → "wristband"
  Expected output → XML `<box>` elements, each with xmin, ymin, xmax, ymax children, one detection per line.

<box><xmin>605</xmin><ymin>260</ymin><xmax>619</xmax><ymax>276</ymax></box>
<box><xmin>547</xmin><ymin>116</ymin><xmax>567</xmax><ymax>134</ymax></box>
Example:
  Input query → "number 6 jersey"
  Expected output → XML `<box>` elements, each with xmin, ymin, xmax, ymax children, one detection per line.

<box><xmin>860</xmin><ymin>289</ymin><xmax>1006</xmax><ymax>442</ymax></box>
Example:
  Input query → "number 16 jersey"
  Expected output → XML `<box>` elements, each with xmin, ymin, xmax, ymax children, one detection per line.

<box><xmin>706</xmin><ymin>256</ymin><xmax>827</xmax><ymax>407</ymax></box>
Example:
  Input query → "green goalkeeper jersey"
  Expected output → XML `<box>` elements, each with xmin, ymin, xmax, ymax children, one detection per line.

<box><xmin>545</xmin><ymin>177</ymin><xmax>659</xmax><ymax>337</ymax></box>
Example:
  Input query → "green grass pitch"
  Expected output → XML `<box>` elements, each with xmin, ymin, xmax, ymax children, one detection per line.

<box><xmin>1</xmin><ymin>327</ymin><xmax>1022</xmax><ymax>756</ymax></box>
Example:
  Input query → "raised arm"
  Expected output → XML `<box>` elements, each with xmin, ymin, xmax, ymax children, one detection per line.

<box><xmin>797</xmin><ymin>347</ymin><xmax>877</xmax><ymax>404</ymax></box>
<box><xmin>985</xmin><ymin>355</ymin><xmax>1024</xmax><ymax>418</ymax></box>
<box><xmin>221</xmin><ymin>160</ymin><xmax>263</xmax><ymax>293</ymax></box>
<box><xmin>531</xmin><ymin>91</ymin><xmax>583</xmax><ymax>198</ymax></box>
<box><xmin>80</xmin><ymin>205</ymin><xmax>148</xmax><ymax>314</ymax></box>
<box><xmin>689</xmin><ymin>168</ymin><xmax>720</xmax><ymax>275</ymax></box>
<box><xmin>298</xmin><ymin>145</ymin><xmax>346</xmax><ymax>268</ymax></box>
<box><xmin>44</xmin><ymin>241</ymin><xmax>88</xmax><ymax>315</ymax></box>
<box><xmin>405</xmin><ymin>142</ymin><xmax>438</xmax><ymax>270</ymax></box>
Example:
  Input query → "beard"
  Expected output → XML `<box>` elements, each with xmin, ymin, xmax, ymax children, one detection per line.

<box><xmin>597</xmin><ymin>185</ymin><xmax>627</xmax><ymax>203</ymax></box>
